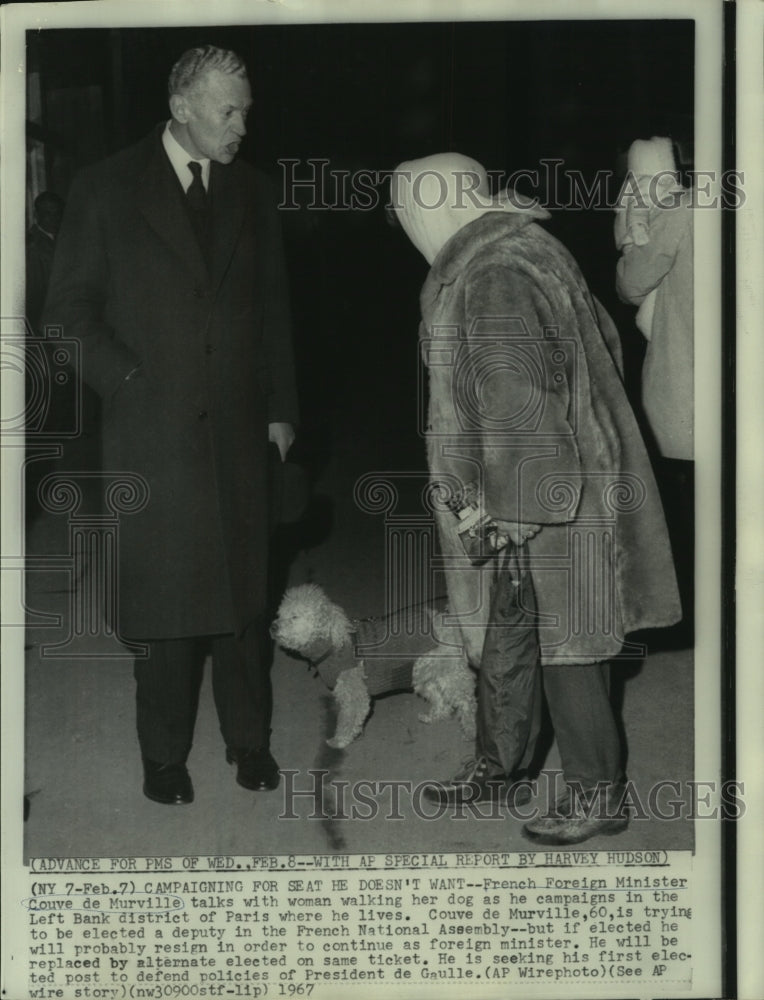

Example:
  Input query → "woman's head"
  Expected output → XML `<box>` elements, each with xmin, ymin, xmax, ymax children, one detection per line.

<box><xmin>391</xmin><ymin>152</ymin><xmax>547</xmax><ymax>264</ymax></box>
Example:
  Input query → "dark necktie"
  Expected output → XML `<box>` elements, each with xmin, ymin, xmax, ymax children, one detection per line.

<box><xmin>186</xmin><ymin>161</ymin><xmax>211</xmax><ymax>266</ymax></box>
<box><xmin>186</xmin><ymin>160</ymin><xmax>206</xmax><ymax>212</ymax></box>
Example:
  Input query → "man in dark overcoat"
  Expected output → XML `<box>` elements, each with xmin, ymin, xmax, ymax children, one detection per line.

<box><xmin>43</xmin><ymin>46</ymin><xmax>299</xmax><ymax>804</ymax></box>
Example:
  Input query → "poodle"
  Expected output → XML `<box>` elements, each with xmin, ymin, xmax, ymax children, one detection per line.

<box><xmin>270</xmin><ymin>583</ymin><xmax>476</xmax><ymax>749</ymax></box>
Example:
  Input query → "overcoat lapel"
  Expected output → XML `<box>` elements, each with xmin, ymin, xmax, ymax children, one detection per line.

<box><xmin>208</xmin><ymin>161</ymin><xmax>246</xmax><ymax>293</ymax></box>
<box><xmin>136</xmin><ymin>138</ymin><xmax>209</xmax><ymax>288</ymax></box>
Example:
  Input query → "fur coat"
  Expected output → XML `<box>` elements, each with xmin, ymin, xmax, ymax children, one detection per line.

<box><xmin>417</xmin><ymin>212</ymin><xmax>681</xmax><ymax>666</ymax></box>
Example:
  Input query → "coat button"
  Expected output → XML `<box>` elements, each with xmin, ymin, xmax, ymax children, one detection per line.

<box><xmin>204</xmin><ymin>344</ymin><xmax>213</xmax><ymax>355</ymax></box>
<box><xmin>198</xmin><ymin>410</ymin><xmax>208</xmax><ymax>420</ymax></box>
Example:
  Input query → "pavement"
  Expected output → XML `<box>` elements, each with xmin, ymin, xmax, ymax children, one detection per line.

<box><xmin>22</xmin><ymin>424</ymin><xmax>694</xmax><ymax>860</ymax></box>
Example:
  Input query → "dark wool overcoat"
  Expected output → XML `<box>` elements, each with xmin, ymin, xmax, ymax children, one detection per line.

<box><xmin>44</xmin><ymin>126</ymin><xmax>298</xmax><ymax>639</ymax></box>
<box><xmin>421</xmin><ymin>213</ymin><xmax>681</xmax><ymax>666</ymax></box>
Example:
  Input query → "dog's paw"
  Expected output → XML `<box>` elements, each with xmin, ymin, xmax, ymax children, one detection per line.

<box><xmin>457</xmin><ymin>702</ymin><xmax>477</xmax><ymax>740</ymax></box>
<box><xmin>459</xmin><ymin>718</ymin><xmax>477</xmax><ymax>740</ymax></box>
<box><xmin>328</xmin><ymin>668</ymin><xmax>370</xmax><ymax>749</ymax></box>
<box><xmin>326</xmin><ymin>735</ymin><xmax>351</xmax><ymax>750</ymax></box>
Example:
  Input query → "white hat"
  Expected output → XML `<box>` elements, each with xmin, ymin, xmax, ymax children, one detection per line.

<box><xmin>392</xmin><ymin>152</ymin><xmax>548</xmax><ymax>265</ymax></box>
<box><xmin>627</xmin><ymin>137</ymin><xmax>677</xmax><ymax>177</ymax></box>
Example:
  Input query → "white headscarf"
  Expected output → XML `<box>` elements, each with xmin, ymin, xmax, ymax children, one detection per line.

<box><xmin>392</xmin><ymin>152</ymin><xmax>549</xmax><ymax>264</ymax></box>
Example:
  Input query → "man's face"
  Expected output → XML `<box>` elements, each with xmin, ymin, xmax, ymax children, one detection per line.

<box><xmin>174</xmin><ymin>68</ymin><xmax>252</xmax><ymax>164</ymax></box>
<box><xmin>37</xmin><ymin>202</ymin><xmax>63</xmax><ymax>236</ymax></box>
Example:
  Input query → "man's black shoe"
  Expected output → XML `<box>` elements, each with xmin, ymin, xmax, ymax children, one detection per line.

<box><xmin>142</xmin><ymin>759</ymin><xmax>194</xmax><ymax>805</ymax></box>
<box><xmin>226</xmin><ymin>747</ymin><xmax>280</xmax><ymax>791</ymax></box>
<box><xmin>424</xmin><ymin>756</ymin><xmax>533</xmax><ymax>807</ymax></box>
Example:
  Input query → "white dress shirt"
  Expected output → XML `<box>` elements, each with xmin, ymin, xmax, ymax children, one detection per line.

<box><xmin>162</xmin><ymin>120</ymin><xmax>211</xmax><ymax>192</ymax></box>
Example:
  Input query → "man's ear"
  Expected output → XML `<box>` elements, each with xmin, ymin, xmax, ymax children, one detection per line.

<box><xmin>169</xmin><ymin>93</ymin><xmax>189</xmax><ymax>124</ymax></box>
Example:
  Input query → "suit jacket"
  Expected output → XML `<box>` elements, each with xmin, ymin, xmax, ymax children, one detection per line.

<box><xmin>44</xmin><ymin>126</ymin><xmax>298</xmax><ymax>639</ymax></box>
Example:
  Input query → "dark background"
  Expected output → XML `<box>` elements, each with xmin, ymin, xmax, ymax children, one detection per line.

<box><xmin>21</xmin><ymin>20</ymin><xmax>700</xmax><ymax>862</ymax></box>
<box><xmin>26</xmin><ymin>19</ymin><xmax>694</xmax><ymax>474</ymax></box>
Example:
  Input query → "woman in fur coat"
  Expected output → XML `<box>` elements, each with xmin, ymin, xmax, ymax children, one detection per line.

<box><xmin>393</xmin><ymin>153</ymin><xmax>680</xmax><ymax>844</ymax></box>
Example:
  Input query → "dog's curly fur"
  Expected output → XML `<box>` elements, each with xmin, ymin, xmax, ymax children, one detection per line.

<box><xmin>271</xmin><ymin>583</ymin><xmax>476</xmax><ymax>748</ymax></box>
<box><xmin>329</xmin><ymin>667</ymin><xmax>371</xmax><ymax>749</ymax></box>
<box><xmin>271</xmin><ymin>583</ymin><xmax>354</xmax><ymax>655</ymax></box>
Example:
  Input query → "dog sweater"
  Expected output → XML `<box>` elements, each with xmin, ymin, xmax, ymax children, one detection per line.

<box><xmin>311</xmin><ymin>600</ymin><xmax>448</xmax><ymax>696</ymax></box>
